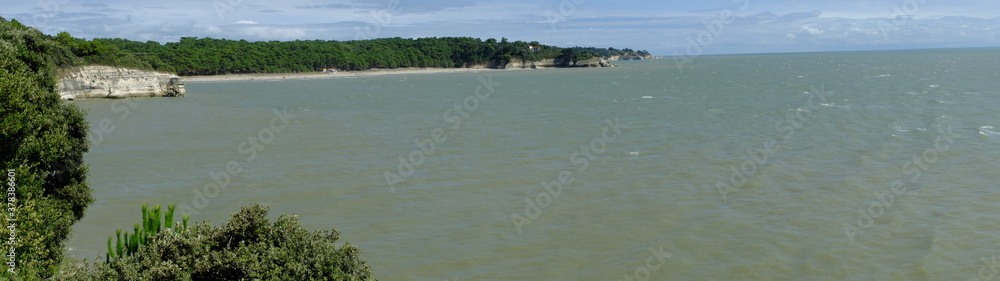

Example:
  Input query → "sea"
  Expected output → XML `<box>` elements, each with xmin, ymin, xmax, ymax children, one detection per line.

<box><xmin>69</xmin><ymin>48</ymin><xmax>1000</xmax><ymax>280</ymax></box>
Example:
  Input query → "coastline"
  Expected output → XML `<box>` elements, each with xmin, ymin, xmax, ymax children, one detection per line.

<box><xmin>181</xmin><ymin>67</ymin><xmax>512</xmax><ymax>82</ymax></box>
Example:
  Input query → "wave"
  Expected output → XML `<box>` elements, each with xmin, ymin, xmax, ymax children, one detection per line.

<box><xmin>979</xmin><ymin>126</ymin><xmax>1000</xmax><ymax>137</ymax></box>
<box><xmin>819</xmin><ymin>103</ymin><xmax>850</xmax><ymax>110</ymax></box>
<box><xmin>888</xmin><ymin>121</ymin><xmax>926</xmax><ymax>133</ymax></box>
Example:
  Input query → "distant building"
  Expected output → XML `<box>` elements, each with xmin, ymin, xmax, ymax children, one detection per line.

<box><xmin>528</xmin><ymin>45</ymin><xmax>540</xmax><ymax>52</ymax></box>
<box><xmin>167</xmin><ymin>77</ymin><xmax>185</xmax><ymax>97</ymax></box>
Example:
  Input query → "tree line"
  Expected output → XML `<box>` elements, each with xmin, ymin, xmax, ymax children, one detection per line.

<box><xmin>56</xmin><ymin>34</ymin><xmax>651</xmax><ymax>76</ymax></box>
<box><xmin>572</xmin><ymin>47</ymin><xmax>653</xmax><ymax>58</ymax></box>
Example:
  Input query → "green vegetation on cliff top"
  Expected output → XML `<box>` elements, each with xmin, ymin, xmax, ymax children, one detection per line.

<box><xmin>56</xmin><ymin>30</ymin><xmax>650</xmax><ymax>76</ymax></box>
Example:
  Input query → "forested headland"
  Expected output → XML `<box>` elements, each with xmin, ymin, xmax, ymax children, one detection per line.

<box><xmin>61</xmin><ymin>33</ymin><xmax>652</xmax><ymax>76</ymax></box>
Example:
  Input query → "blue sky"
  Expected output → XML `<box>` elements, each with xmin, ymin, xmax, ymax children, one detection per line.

<box><xmin>3</xmin><ymin>0</ymin><xmax>998</xmax><ymax>55</ymax></box>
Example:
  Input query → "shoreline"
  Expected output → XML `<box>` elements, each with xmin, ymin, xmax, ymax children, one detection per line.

<box><xmin>181</xmin><ymin>67</ymin><xmax>513</xmax><ymax>82</ymax></box>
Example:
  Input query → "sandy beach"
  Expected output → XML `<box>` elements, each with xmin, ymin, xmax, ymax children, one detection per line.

<box><xmin>181</xmin><ymin>67</ymin><xmax>508</xmax><ymax>82</ymax></box>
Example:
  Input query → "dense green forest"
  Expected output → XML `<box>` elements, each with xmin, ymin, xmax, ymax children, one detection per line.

<box><xmin>572</xmin><ymin>47</ymin><xmax>653</xmax><ymax>58</ymax></box>
<box><xmin>53</xmin><ymin>31</ymin><xmax>651</xmax><ymax>76</ymax></box>
<box><xmin>59</xmin><ymin>35</ymin><xmax>649</xmax><ymax>76</ymax></box>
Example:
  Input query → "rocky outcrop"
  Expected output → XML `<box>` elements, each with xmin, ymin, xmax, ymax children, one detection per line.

<box><xmin>606</xmin><ymin>55</ymin><xmax>656</xmax><ymax>60</ymax></box>
<box><xmin>498</xmin><ymin>59</ymin><xmax>556</xmax><ymax>69</ymax></box>
<box><xmin>57</xmin><ymin>66</ymin><xmax>185</xmax><ymax>100</ymax></box>
<box><xmin>492</xmin><ymin>58</ymin><xmax>616</xmax><ymax>69</ymax></box>
<box><xmin>569</xmin><ymin>57</ymin><xmax>617</xmax><ymax>67</ymax></box>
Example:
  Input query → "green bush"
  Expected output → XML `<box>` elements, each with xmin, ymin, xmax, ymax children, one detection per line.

<box><xmin>57</xmin><ymin>204</ymin><xmax>376</xmax><ymax>281</ymax></box>
<box><xmin>0</xmin><ymin>17</ymin><xmax>93</xmax><ymax>279</ymax></box>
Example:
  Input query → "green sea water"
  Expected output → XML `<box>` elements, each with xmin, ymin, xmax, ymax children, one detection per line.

<box><xmin>69</xmin><ymin>48</ymin><xmax>1000</xmax><ymax>280</ymax></box>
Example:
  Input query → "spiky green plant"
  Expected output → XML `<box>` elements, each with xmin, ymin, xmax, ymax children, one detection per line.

<box><xmin>106</xmin><ymin>236</ymin><xmax>114</xmax><ymax>263</ymax></box>
<box><xmin>165</xmin><ymin>204</ymin><xmax>175</xmax><ymax>230</ymax></box>
<box><xmin>106</xmin><ymin>204</ymin><xmax>185</xmax><ymax>262</ymax></box>
<box><xmin>116</xmin><ymin>229</ymin><xmax>123</xmax><ymax>258</ymax></box>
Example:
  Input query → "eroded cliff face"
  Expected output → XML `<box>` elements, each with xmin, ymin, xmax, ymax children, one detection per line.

<box><xmin>493</xmin><ymin>58</ymin><xmax>616</xmax><ymax>69</ymax></box>
<box><xmin>606</xmin><ymin>54</ymin><xmax>656</xmax><ymax>60</ymax></box>
<box><xmin>57</xmin><ymin>66</ymin><xmax>185</xmax><ymax>100</ymax></box>
<box><xmin>565</xmin><ymin>57</ymin><xmax>617</xmax><ymax>68</ymax></box>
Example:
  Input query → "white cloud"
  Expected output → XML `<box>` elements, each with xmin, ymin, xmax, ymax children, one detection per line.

<box><xmin>234</xmin><ymin>26</ymin><xmax>307</xmax><ymax>40</ymax></box>
<box><xmin>799</xmin><ymin>25</ymin><xmax>824</xmax><ymax>35</ymax></box>
<box><xmin>235</xmin><ymin>20</ymin><xmax>258</xmax><ymax>24</ymax></box>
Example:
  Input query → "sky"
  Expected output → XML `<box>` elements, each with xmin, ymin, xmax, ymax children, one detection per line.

<box><xmin>2</xmin><ymin>0</ymin><xmax>998</xmax><ymax>55</ymax></box>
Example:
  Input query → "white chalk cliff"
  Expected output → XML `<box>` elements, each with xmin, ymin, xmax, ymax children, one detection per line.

<box><xmin>57</xmin><ymin>66</ymin><xmax>185</xmax><ymax>100</ymax></box>
<box><xmin>469</xmin><ymin>57</ymin><xmax>616</xmax><ymax>69</ymax></box>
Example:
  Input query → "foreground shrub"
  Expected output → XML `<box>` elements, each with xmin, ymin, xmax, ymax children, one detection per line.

<box><xmin>57</xmin><ymin>204</ymin><xmax>376</xmax><ymax>281</ymax></box>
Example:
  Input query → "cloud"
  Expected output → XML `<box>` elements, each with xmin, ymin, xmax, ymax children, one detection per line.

<box><xmin>799</xmin><ymin>25</ymin><xmax>824</xmax><ymax>35</ymax></box>
<box><xmin>3</xmin><ymin>0</ymin><xmax>999</xmax><ymax>55</ymax></box>
<box><xmin>739</xmin><ymin>12</ymin><xmax>780</xmax><ymax>24</ymax></box>
<box><xmin>296</xmin><ymin>4</ymin><xmax>352</xmax><ymax>9</ymax></box>
<box><xmin>780</xmin><ymin>10</ymin><xmax>822</xmax><ymax>22</ymax></box>
<box><xmin>231</xmin><ymin>26</ymin><xmax>307</xmax><ymax>40</ymax></box>
<box><xmin>329</xmin><ymin>0</ymin><xmax>477</xmax><ymax>14</ymax></box>
<box><xmin>81</xmin><ymin>3</ymin><xmax>109</xmax><ymax>8</ymax></box>
<box><xmin>736</xmin><ymin>11</ymin><xmax>823</xmax><ymax>24</ymax></box>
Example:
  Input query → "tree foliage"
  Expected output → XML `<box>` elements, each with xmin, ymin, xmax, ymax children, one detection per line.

<box><xmin>69</xmin><ymin>36</ymin><xmax>595</xmax><ymax>75</ymax></box>
<box><xmin>0</xmin><ymin>16</ymin><xmax>92</xmax><ymax>279</ymax></box>
<box><xmin>572</xmin><ymin>46</ymin><xmax>653</xmax><ymax>58</ymax></box>
<box><xmin>39</xmin><ymin>26</ymin><xmax>651</xmax><ymax>77</ymax></box>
